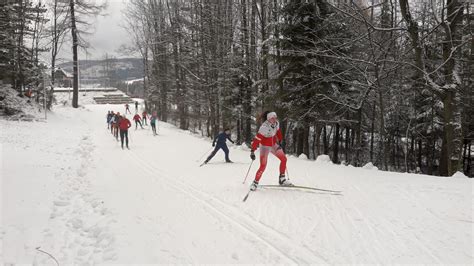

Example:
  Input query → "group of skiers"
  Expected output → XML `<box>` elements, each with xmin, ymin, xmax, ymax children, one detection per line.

<box><xmin>107</xmin><ymin>106</ymin><xmax>290</xmax><ymax>190</ymax></box>
<box><xmin>106</xmin><ymin>111</ymin><xmax>132</xmax><ymax>149</ymax></box>
<box><xmin>106</xmin><ymin>104</ymin><xmax>159</xmax><ymax>149</ymax></box>
<box><xmin>203</xmin><ymin>111</ymin><xmax>292</xmax><ymax>191</ymax></box>
<box><xmin>124</xmin><ymin>101</ymin><xmax>141</xmax><ymax>114</ymax></box>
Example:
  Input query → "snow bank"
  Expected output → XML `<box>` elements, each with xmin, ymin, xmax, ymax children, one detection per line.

<box><xmin>298</xmin><ymin>153</ymin><xmax>308</xmax><ymax>160</ymax></box>
<box><xmin>315</xmin><ymin>154</ymin><xmax>332</xmax><ymax>164</ymax></box>
<box><xmin>451</xmin><ymin>171</ymin><xmax>468</xmax><ymax>178</ymax></box>
<box><xmin>0</xmin><ymin>84</ymin><xmax>43</xmax><ymax>120</ymax></box>
<box><xmin>362</xmin><ymin>162</ymin><xmax>379</xmax><ymax>170</ymax></box>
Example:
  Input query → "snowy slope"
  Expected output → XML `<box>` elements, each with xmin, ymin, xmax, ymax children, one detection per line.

<box><xmin>0</xmin><ymin>102</ymin><xmax>472</xmax><ymax>264</ymax></box>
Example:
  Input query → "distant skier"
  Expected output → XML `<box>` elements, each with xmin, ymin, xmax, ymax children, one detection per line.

<box><xmin>125</xmin><ymin>103</ymin><xmax>131</xmax><ymax>114</ymax></box>
<box><xmin>249</xmin><ymin>111</ymin><xmax>291</xmax><ymax>191</ymax></box>
<box><xmin>133</xmin><ymin>113</ymin><xmax>144</xmax><ymax>129</ymax></box>
<box><xmin>106</xmin><ymin>111</ymin><xmax>113</xmax><ymax>129</ymax></box>
<box><xmin>109</xmin><ymin>111</ymin><xmax>116</xmax><ymax>134</ymax></box>
<box><xmin>150</xmin><ymin>112</ymin><xmax>158</xmax><ymax>135</ymax></box>
<box><xmin>113</xmin><ymin>112</ymin><xmax>121</xmax><ymax>140</ymax></box>
<box><xmin>142</xmin><ymin>110</ymin><xmax>148</xmax><ymax>126</ymax></box>
<box><xmin>118</xmin><ymin>115</ymin><xmax>132</xmax><ymax>149</ymax></box>
<box><xmin>135</xmin><ymin>101</ymin><xmax>139</xmax><ymax>111</ymax></box>
<box><xmin>203</xmin><ymin>128</ymin><xmax>235</xmax><ymax>164</ymax></box>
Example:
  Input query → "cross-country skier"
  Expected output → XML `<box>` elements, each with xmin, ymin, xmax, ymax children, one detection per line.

<box><xmin>249</xmin><ymin>111</ymin><xmax>292</xmax><ymax>191</ymax></box>
<box><xmin>135</xmin><ymin>101</ymin><xmax>139</xmax><ymax>111</ymax></box>
<box><xmin>150</xmin><ymin>112</ymin><xmax>158</xmax><ymax>135</ymax></box>
<box><xmin>114</xmin><ymin>112</ymin><xmax>121</xmax><ymax>140</ymax></box>
<box><xmin>109</xmin><ymin>111</ymin><xmax>116</xmax><ymax>134</ymax></box>
<box><xmin>133</xmin><ymin>113</ymin><xmax>144</xmax><ymax>129</ymax></box>
<box><xmin>203</xmin><ymin>128</ymin><xmax>235</xmax><ymax>164</ymax></box>
<box><xmin>106</xmin><ymin>111</ymin><xmax>113</xmax><ymax>129</ymax></box>
<box><xmin>125</xmin><ymin>103</ymin><xmax>131</xmax><ymax>114</ymax></box>
<box><xmin>142</xmin><ymin>111</ymin><xmax>148</xmax><ymax>126</ymax></box>
<box><xmin>119</xmin><ymin>115</ymin><xmax>131</xmax><ymax>149</ymax></box>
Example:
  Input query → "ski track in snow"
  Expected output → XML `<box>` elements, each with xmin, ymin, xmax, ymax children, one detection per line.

<box><xmin>2</xmin><ymin>102</ymin><xmax>472</xmax><ymax>264</ymax></box>
<box><xmin>124</xmin><ymin>149</ymin><xmax>327</xmax><ymax>264</ymax></box>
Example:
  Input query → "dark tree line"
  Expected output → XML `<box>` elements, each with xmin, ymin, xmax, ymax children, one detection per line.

<box><xmin>0</xmin><ymin>0</ymin><xmax>48</xmax><ymax>92</ymax></box>
<box><xmin>123</xmin><ymin>0</ymin><xmax>473</xmax><ymax>177</ymax></box>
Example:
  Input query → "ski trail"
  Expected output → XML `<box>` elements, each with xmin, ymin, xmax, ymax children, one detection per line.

<box><xmin>122</xmin><ymin>150</ymin><xmax>298</xmax><ymax>264</ymax></box>
<box><xmin>93</xmin><ymin>132</ymin><xmax>290</xmax><ymax>263</ymax></box>
<box><xmin>38</xmin><ymin>134</ymin><xmax>117</xmax><ymax>264</ymax></box>
<box><xmin>125</xmin><ymin>149</ymin><xmax>329</xmax><ymax>264</ymax></box>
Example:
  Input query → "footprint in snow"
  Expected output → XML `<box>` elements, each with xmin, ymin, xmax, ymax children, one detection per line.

<box><xmin>54</xmin><ymin>200</ymin><xmax>70</xmax><ymax>207</ymax></box>
<box><xmin>232</xmin><ymin>252</ymin><xmax>239</xmax><ymax>260</ymax></box>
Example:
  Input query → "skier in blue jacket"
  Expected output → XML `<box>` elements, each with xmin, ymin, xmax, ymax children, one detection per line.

<box><xmin>204</xmin><ymin>128</ymin><xmax>235</xmax><ymax>164</ymax></box>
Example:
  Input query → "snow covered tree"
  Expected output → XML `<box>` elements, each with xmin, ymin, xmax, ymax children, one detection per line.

<box><xmin>399</xmin><ymin>0</ymin><xmax>469</xmax><ymax>176</ymax></box>
<box><xmin>68</xmin><ymin>0</ymin><xmax>106</xmax><ymax>108</ymax></box>
<box><xmin>0</xmin><ymin>0</ymin><xmax>47</xmax><ymax>92</ymax></box>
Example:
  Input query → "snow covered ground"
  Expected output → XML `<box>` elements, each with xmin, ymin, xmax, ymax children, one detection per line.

<box><xmin>54</xmin><ymin>90</ymin><xmax>128</xmax><ymax>106</ymax></box>
<box><xmin>0</xmin><ymin>101</ymin><xmax>472</xmax><ymax>264</ymax></box>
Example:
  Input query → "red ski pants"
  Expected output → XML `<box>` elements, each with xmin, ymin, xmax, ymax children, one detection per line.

<box><xmin>255</xmin><ymin>144</ymin><xmax>287</xmax><ymax>182</ymax></box>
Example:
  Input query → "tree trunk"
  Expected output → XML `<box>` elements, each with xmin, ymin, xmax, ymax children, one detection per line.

<box><xmin>417</xmin><ymin>139</ymin><xmax>422</xmax><ymax>172</ymax></box>
<box><xmin>345</xmin><ymin>127</ymin><xmax>350</xmax><ymax>163</ymax></box>
<box><xmin>355</xmin><ymin>108</ymin><xmax>363</xmax><ymax>167</ymax></box>
<box><xmin>16</xmin><ymin>0</ymin><xmax>25</xmax><ymax>93</ymax></box>
<box><xmin>303</xmin><ymin>123</ymin><xmax>310</xmax><ymax>157</ymax></box>
<box><xmin>70</xmin><ymin>0</ymin><xmax>79</xmax><ymax>108</ymax></box>
<box><xmin>370</xmin><ymin>100</ymin><xmax>376</xmax><ymax>162</ymax></box>
<box><xmin>333</xmin><ymin>124</ymin><xmax>340</xmax><ymax>164</ymax></box>
<box><xmin>439</xmin><ymin>0</ymin><xmax>464</xmax><ymax>176</ymax></box>
<box><xmin>242</xmin><ymin>0</ymin><xmax>252</xmax><ymax>144</ymax></box>
<box><xmin>323</xmin><ymin>125</ymin><xmax>328</xmax><ymax>155</ymax></box>
<box><xmin>51</xmin><ymin>0</ymin><xmax>59</xmax><ymax>86</ymax></box>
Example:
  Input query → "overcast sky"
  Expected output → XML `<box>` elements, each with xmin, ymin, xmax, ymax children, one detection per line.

<box><xmin>88</xmin><ymin>0</ymin><xmax>131</xmax><ymax>58</ymax></box>
<box><xmin>57</xmin><ymin>0</ymin><xmax>132</xmax><ymax>62</ymax></box>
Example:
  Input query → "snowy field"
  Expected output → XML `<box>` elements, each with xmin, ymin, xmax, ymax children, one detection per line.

<box><xmin>0</xmin><ymin>101</ymin><xmax>472</xmax><ymax>264</ymax></box>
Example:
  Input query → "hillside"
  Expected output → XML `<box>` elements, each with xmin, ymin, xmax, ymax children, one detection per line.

<box><xmin>1</xmin><ymin>97</ymin><xmax>472</xmax><ymax>264</ymax></box>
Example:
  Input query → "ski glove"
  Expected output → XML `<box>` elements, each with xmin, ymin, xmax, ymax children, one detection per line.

<box><xmin>276</xmin><ymin>141</ymin><xmax>284</xmax><ymax>151</ymax></box>
<box><xmin>212</xmin><ymin>143</ymin><xmax>215</xmax><ymax>147</ymax></box>
<box><xmin>250</xmin><ymin>150</ymin><xmax>256</xmax><ymax>160</ymax></box>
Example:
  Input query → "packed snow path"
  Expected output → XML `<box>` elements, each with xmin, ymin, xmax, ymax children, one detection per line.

<box><xmin>1</xmin><ymin>103</ymin><xmax>472</xmax><ymax>264</ymax></box>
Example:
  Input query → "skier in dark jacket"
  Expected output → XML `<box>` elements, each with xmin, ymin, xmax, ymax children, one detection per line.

<box><xmin>150</xmin><ymin>111</ymin><xmax>158</xmax><ymax>135</ymax></box>
<box><xmin>204</xmin><ymin>128</ymin><xmax>235</xmax><ymax>164</ymax></box>
<box><xmin>106</xmin><ymin>111</ymin><xmax>113</xmax><ymax>129</ymax></box>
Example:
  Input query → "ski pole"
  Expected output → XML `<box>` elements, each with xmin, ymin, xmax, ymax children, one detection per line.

<box><xmin>286</xmin><ymin>166</ymin><xmax>290</xmax><ymax>180</ymax></box>
<box><xmin>196</xmin><ymin>147</ymin><xmax>213</xmax><ymax>162</ymax></box>
<box><xmin>242</xmin><ymin>160</ymin><xmax>254</xmax><ymax>184</ymax></box>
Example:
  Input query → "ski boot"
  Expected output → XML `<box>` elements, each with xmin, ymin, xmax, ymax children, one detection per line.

<box><xmin>279</xmin><ymin>174</ymin><xmax>293</xmax><ymax>186</ymax></box>
<box><xmin>250</xmin><ymin>180</ymin><xmax>259</xmax><ymax>191</ymax></box>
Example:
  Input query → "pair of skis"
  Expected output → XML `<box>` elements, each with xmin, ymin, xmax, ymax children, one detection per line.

<box><xmin>242</xmin><ymin>184</ymin><xmax>342</xmax><ymax>202</ymax></box>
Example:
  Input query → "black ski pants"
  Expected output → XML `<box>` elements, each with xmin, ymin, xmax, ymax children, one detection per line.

<box><xmin>120</xmin><ymin>129</ymin><xmax>129</xmax><ymax>148</ymax></box>
<box><xmin>135</xmin><ymin>120</ymin><xmax>143</xmax><ymax>129</ymax></box>
<box><xmin>206</xmin><ymin>143</ymin><xmax>230</xmax><ymax>162</ymax></box>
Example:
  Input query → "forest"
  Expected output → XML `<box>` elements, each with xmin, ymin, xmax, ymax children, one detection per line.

<box><xmin>122</xmin><ymin>0</ymin><xmax>472</xmax><ymax>177</ymax></box>
<box><xmin>1</xmin><ymin>0</ymin><xmax>472</xmax><ymax>176</ymax></box>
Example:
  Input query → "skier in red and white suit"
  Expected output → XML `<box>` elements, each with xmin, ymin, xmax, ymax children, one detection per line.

<box><xmin>249</xmin><ymin>111</ymin><xmax>292</xmax><ymax>191</ymax></box>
